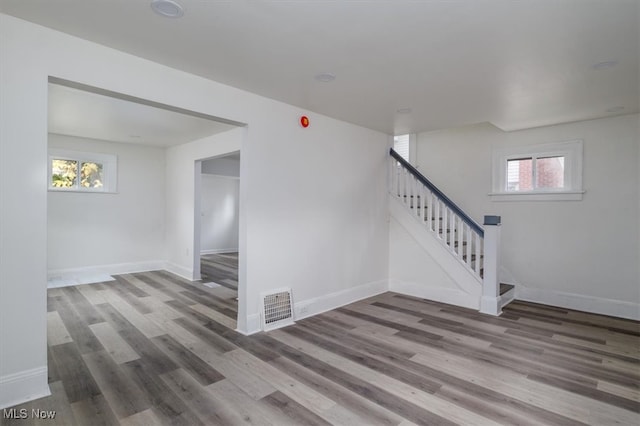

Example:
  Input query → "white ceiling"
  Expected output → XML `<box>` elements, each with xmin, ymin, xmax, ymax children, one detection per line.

<box><xmin>48</xmin><ymin>83</ymin><xmax>237</xmax><ymax>146</ymax></box>
<box><xmin>3</xmin><ymin>0</ymin><xmax>639</xmax><ymax>135</ymax></box>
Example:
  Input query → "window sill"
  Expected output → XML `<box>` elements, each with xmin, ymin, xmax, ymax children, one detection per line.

<box><xmin>488</xmin><ymin>191</ymin><xmax>584</xmax><ymax>202</ymax></box>
<box><xmin>48</xmin><ymin>189</ymin><xmax>118</xmax><ymax>194</ymax></box>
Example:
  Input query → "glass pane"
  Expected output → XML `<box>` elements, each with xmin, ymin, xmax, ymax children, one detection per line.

<box><xmin>506</xmin><ymin>158</ymin><xmax>533</xmax><ymax>191</ymax></box>
<box><xmin>393</xmin><ymin>134</ymin><xmax>410</xmax><ymax>162</ymax></box>
<box><xmin>51</xmin><ymin>159</ymin><xmax>78</xmax><ymax>188</ymax></box>
<box><xmin>536</xmin><ymin>156</ymin><xmax>565</xmax><ymax>189</ymax></box>
<box><xmin>81</xmin><ymin>162</ymin><xmax>104</xmax><ymax>188</ymax></box>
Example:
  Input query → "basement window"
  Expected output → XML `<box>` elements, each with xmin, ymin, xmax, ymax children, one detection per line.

<box><xmin>490</xmin><ymin>140</ymin><xmax>583</xmax><ymax>201</ymax></box>
<box><xmin>48</xmin><ymin>149</ymin><xmax>117</xmax><ymax>193</ymax></box>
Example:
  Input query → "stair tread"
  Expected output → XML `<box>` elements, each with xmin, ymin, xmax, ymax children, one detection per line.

<box><xmin>500</xmin><ymin>283</ymin><xmax>515</xmax><ymax>295</ymax></box>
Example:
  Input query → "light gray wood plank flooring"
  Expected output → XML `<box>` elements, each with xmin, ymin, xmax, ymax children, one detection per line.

<box><xmin>3</xmin><ymin>270</ymin><xmax>639</xmax><ymax>425</ymax></box>
<box><xmin>200</xmin><ymin>253</ymin><xmax>238</xmax><ymax>291</ymax></box>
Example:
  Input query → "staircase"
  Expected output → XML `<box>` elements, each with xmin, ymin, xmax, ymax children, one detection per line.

<box><xmin>389</xmin><ymin>148</ymin><xmax>514</xmax><ymax>315</ymax></box>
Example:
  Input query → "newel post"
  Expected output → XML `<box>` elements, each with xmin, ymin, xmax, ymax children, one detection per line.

<box><xmin>480</xmin><ymin>215</ymin><xmax>502</xmax><ymax>316</ymax></box>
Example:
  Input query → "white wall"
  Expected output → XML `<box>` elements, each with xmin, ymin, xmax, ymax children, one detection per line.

<box><xmin>200</xmin><ymin>175</ymin><xmax>240</xmax><ymax>254</ymax></box>
<box><xmin>165</xmin><ymin>129</ymin><xmax>243</xmax><ymax>279</ymax></box>
<box><xmin>0</xmin><ymin>13</ymin><xmax>390</xmax><ymax>408</ymax></box>
<box><xmin>388</xmin><ymin>209</ymin><xmax>482</xmax><ymax>309</ymax></box>
<box><xmin>47</xmin><ymin>134</ymin><xmax>165</xmax><ymax>271</ymax></box>
<box><xmin>200</xmin><ymin>154</ymin><xmax>241</xmax><ymax>255</ymax></box>
<box><xmin>202</xmin><ymin>155</ymin><xmax>240</xmax><ymax>177</ymax></box>
<box><xmin>414</xmin><ymin>114</ymin><xmax>640</xmax><ymax>318</ymax></box>
<box><xmin>245</xmin><ymin>113</ymin><xmax>390</xmax><ymax>331</ymax></box>
<box><xmin>0</xmin><ymin>15</ymin><xmax>50</xmax><ymax>408</ymax></box>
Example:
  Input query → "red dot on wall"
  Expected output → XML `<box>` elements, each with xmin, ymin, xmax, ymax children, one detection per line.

<box><xmin>300</xmin><ymin>116</ymin><xmax>310</xmax><ymax>128</ymax></box>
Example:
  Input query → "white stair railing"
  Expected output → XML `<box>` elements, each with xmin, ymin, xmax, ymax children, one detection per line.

<box><xmin>389</xmin><ymin>149</ymin><xmax>503</xmax><ymax>315</ymax></box>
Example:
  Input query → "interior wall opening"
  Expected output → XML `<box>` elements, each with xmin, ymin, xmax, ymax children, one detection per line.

<box><xmin>46</xmin><ymin>76</ymin><xmax>245</xmax><ymax>331</ymax></box>
<box><xmin>193</xmin><ymin>152</ymin><xmax>242</xmax><ymax>321</ymax></box>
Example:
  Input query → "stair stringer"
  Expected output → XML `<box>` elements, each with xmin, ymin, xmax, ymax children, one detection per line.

<box><xmin>389</xmin><ymin>196</ymin><xmax>482</xmax><ymax>310</ymax></box>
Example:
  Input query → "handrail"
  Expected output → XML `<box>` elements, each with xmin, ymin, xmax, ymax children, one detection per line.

<box><xmin>390</xmin><ymin>148</ymin><xmax>484</xmax><ymax>237</ymax></box>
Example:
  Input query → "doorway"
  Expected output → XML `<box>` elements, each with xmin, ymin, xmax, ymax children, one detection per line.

<box><xmin>194</xmin><ymin>152</ymin><xmax>241</xmax><ymax>304</ymax></box>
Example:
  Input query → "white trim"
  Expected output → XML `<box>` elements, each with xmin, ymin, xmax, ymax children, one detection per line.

<box><xmin>500</xmin><ymin>287</ymin><xmax>516</xmax><ymax>308</ymax></box>
<box><xmin>201</xmin><ymin>173</ymin><xmax>240</xmax><ymax>180</ymax></box>
<box><xmin>239</xmin><ymin>280</ymin><xmax>390</xmax><ymax>335</ymax></box>
<box><xmin>47</xmin><ymin>260</ymin><xmax>166</xmax><ymax>288</ymax></box>
<box><xmin>164</xmin><ymin>262</ymin><xmax>194</xmax><ymax>281</ymax></box>
<box><xmin>515</xmin><ymin>286</ymin><xmax>640</xmax><ymax>321</ymax></box>
<box><xmin>480</xmin><ymin>222</ymin><xmax>501</xmax><ymax>316</ymax></box>
<box><xmin>0</xmin><ymin>367</ymin><xmax>50</xmax><ymax>410</ymax></box>
<box><xmin>48</xmin><ymin>260</ymin><xmax>166</xmax><ymax>277</ymax></box>
<box><xmin>48</xmin><ymin>188</ymin><xmax>119</xmax><ymax>194</ymax></box>
<box><xmin>293</xmin><ymin>280</ymin><xmax>389</xmax><ymax>322</ymax></box>
<box><xmin>237</xmin><ymin>313</ymin><xmax>261</xmax><ymax>335</ymax></box>
<box><xmin>489</xmin><ymin>191</ymin><xmax>584</xmax><ymax>202</ymax></box>
<box><xmin>389</xmin><ymin>279</ymin><xmax>480</xmax><ymax>309</ymax></box>
<box><xmin>479</xmin><ymin>295</ymin><xmax>502</xmax><ymax>316</ymax></box>
<box><xmin>201</xmin><ymin>248</ymin><xmax>239</xmax><ymax>255</ymax></box>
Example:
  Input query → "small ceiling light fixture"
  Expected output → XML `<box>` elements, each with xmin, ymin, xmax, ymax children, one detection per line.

<box><xmin>151</xmin><ymin>0</ymin><xmax>185</xmax><ymax>18</ymax></box>
<box><xmin>396</xmin><ymin>108</ymin><xmax>412</xmax><ymax>114</ymax></box>
<box><xmin>606</xmin><ymin>106</ymin><xmax>625</xmax><ymax>113</ymax></box>
<box><xmin>314</xmin><ymin>72</ymin><xmax>336</xmax><ymax>83</ymax></box>
<box><xmin>592</xmin><ymin>60</ymin><xmax>618</xmax><ymax>70</ymax></box>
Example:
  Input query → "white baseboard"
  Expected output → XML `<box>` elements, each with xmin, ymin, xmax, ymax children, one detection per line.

<box><xmin>389</xmin><ymin>279</ymin><xmax>480</xmax><ymax>310</ymax></box>
<box><xmin>201</xmin><ymin>248</ymin><xmax>239</xmax><ymax>255</ymax></box>
<box><xmin>237</xmin><ymin>313</ymin><xmax>261</xmax><ymax>336</ymax></box>
<box><xmin>515</xmin><ymin>286</ymin><xmax>640</xmax><ymax>321</ymax></box>
<box><xmin>293</xmin><ymin>280</ymin><xmax>389</xmax><ymax>323</ymax></box>
<box><xmin>237</xmin><ymin>281</ymin><xmax>389</xmax><ymax>336</ymax></box>
<box><xmin>479</xmin><ymin>295</ymin><xmax>502</xmax><ymax>316</ymax></box>
<box><xmin>0</xmin><ymin>367</ymin><xmax>50</xmax><ymax>410</ymax></box>
<box><xmin>164</xmin><ymin>262</ymin><xmax>194</xmax><ymax>281</ymax></box>
<box><xmin>47</xmin><ymin>260</ymin><xmax>166</xmax><ymax>288</ymax></box>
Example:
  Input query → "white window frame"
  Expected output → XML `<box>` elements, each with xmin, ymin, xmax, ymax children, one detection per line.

<box><xmin>393</xmin><ymin>134</ymin><xmax>410</xmax><ymax>162</ymax></box>
<box><xmin>490</xmin><ymin>140</ymin><xmax>584</xmax><ymax>201</ymax></box>
<box><xmin>393</xmin><ymin>134</ymin><xmax>417</xmax><ymax>164</ymax></box>
<box><xmin>48</xmin><ymin>149</ymin><xmax>118</xmax><ymax>193</ymax></box>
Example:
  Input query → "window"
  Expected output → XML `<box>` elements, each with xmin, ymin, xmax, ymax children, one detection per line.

<box><xmin>48</xmin><ymin>149</ymin><xmax>117</xmax><ymax>193</ymax></box>
<box><xmin>393</xmin><ymin>134</ymin><xmax>410</xmax><ymax>162</ymax></box>
<box><xmin>506</xmin><ymin>156</ymin><xmax>565</xmax><ymax>192</ymax></box>
<box><xmin>491</xmin><ymin>140</ymin><xmax>583</xmax><ymax>201</ymax></box>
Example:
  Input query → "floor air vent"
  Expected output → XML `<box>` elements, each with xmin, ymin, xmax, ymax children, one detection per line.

<box><xmin>260</xmin><ymin>288</ymin><xmax>295</xmax><ymax>331</ymax></box>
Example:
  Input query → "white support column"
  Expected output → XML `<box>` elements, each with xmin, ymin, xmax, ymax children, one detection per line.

<box><xmin>480</xmin><ymin>215</ymin><xmax>502</xmax><ymax>316</ymax></box>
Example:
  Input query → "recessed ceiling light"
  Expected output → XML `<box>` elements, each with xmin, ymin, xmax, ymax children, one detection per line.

<box><xmin>314</xmin><ymin>73</ymin><xmax>336</xmax><ymax>83</ymax></box>
<box><xmin>592</xmin><ymin>60</ymin><xmax>618</xmax><ymax>70</ymax></box>
<box><xmin>151</xmin><ymin>0</ymin><xmax>184</xmax><ymax>18</ymax></box>
<box><xmin>396</xmin><ymin>108</ymin><xmax>412</xmax><ymax>114</ymax></box>
<box><xmin>606</xmin><ymin>106</ymin><xmax>625</xmax><ymax>113</ymax></box>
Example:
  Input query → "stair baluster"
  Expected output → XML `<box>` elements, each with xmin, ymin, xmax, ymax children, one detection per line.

<box><xmin>389</xmin><ymin>148</ymin><xmax>504</xmax><ymax>315</ymax></box>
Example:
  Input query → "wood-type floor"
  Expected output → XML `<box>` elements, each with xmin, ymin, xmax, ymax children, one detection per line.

<box><xmin>3</xmin><ymin>269</ymin><xmax>639</xmax><ymax>425</ymax></box>
<box><xmin>200</xmin><ymin>253</ymin><xmax>238</xmax><ymax>291</ymax></box>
